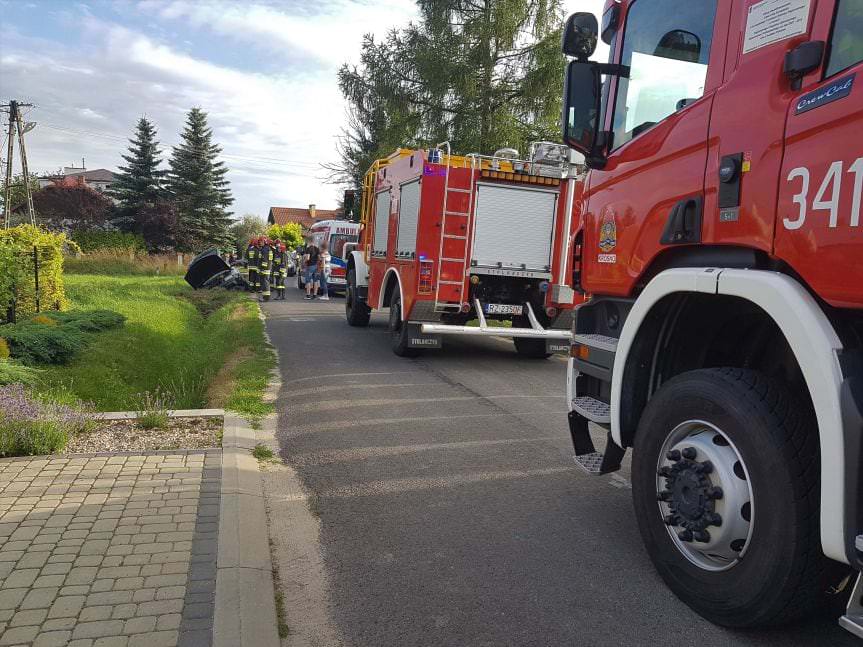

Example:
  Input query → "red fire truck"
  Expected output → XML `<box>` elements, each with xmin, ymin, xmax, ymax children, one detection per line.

<box><xmin>344</xmin><ymin>143</ymin><xmax>583</xmax><ymax>357</ymax></box>
<box><xmin>559</xmin><ymin>1</ymin><xmax>862</xmax><ymax>635</ymax></box>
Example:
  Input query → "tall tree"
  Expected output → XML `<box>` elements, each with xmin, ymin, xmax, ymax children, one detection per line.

<box><xmin>111</xmin><ymin>117</ymin><xmax>166</xmax><ymax>210</ymax></box>
<box><xmin>167</xmin><ymin>108</ymin><xmax>234</xmax><ymax>251</ymax></box>
<box><xmin>328</xmin><ymin>0</ymin><xmax>564</xmax><ymax>192</ymax></box>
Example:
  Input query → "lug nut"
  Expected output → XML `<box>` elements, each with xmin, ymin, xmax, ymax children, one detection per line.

<box><xmin>707</xmin><ymin>513</ymin><xmax>723</xmax><ymax>527</ymax></box>
<box><xmin>666</xmin><ymin>449</ymin><xmax>681</xmax><ymax>462</ymax></box>
<box><xmin>708</xmin><ymin>486</ymin><xmax>724</xmax><ymax>500</ymax></box>
<box><xmin>694</xmin><ymin>530</ymin><xmax>711</xmax><ymax>543</ymax></box>
<box><xmin>697</xmin><ymin>460</ymin><xmax>714</xmax><ymax>474</ymax></box>
<box><xmin>682</xmin><ymin>447</ymin><xmax>697</xmax><ymax>460</ymax></box>
<box><xmin>677</xmin><ymin>529</ymin><xmax>693</xmax><ymax>542</ymax></box>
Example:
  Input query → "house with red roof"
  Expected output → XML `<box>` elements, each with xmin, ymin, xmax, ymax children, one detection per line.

<box><xmin>267</xmin><ymin>204</ymin><xmax>343</xmax><ymax>231</ymax></box>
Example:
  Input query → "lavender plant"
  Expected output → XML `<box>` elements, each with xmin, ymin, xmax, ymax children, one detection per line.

<box><xmin>134</xmin><ymin>388</ymin><xmax>173</xmax><ymax>430</ymax></box>
<box><xmin>0</xmin><ymin>383</ymin><xmax>86</xmax><ymax>456</ymax></box>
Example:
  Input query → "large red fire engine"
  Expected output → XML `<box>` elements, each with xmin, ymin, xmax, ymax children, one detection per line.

<box><xmin>559</xmin><ymin>0</ymin><xmax>862</xmax><ymax>635</ymax></box>
<box><xmin>344</xmin><ymin>143</ymin><xmax>583</xmax><ymax>357</ymax></box>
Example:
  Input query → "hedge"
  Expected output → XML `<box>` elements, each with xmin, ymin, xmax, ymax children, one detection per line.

<box><xmin>0</xmin><ymin>225</ymin><xmax>68</xmax><ymax>322</ymax></box>
<box><xmin>71</xmin><ymin>230</ymin><xmax>147</xmax><ymax>254</ymax></box>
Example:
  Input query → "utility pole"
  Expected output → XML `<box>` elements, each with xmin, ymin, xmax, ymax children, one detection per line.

<box><xmin>1</xmin><ymin>100</ymin><xmax>36</xmax><ymax>228</ymax></box>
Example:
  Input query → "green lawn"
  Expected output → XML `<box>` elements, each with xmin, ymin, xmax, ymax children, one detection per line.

<box><xmin>38</xmin><ymin>273</ymin><xmax>274</xmax><ymax>419</ymax></box>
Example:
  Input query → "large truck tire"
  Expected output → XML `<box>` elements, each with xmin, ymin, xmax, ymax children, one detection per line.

<box><xmin>512</xmin><ymin>315</ymin><xmax>550</xmax><ymax>359</ymax></box>
<box><xmin>631</xmin><ymin>367</ymin><xmax>849</xmax><ymax>628</ymax></box>
<box><xmin>389</xmin><ymin>293</ymin><xmax>418</xmax><ymax>357</ymax></box>
<box><xmin>345</xmin><ymin>269</ymin><xmax>371</xmax><ymax>327</ymax></box>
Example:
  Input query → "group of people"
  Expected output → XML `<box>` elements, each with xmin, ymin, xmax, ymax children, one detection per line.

<box><xmin>300</xmin><ymin>241</ymin><xmax>331</xmax><ymax>301</ymax></box>
<box><xmin>246</xmin><ymin>237</ymin><xmax>289</xmax><ymax>301</ymax></box>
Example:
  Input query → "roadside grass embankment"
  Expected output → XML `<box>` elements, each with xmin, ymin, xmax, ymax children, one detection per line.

<box><xmin>38</xmin><ymin>271</ymin><xmax>274</xmax><ymax>422</ymax></box>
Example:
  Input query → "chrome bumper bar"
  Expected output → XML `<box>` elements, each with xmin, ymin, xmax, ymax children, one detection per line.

<box><xmin>420</xmin><ymin>300</ymin><xmax>572</xmax><ymax>340</ymax></box>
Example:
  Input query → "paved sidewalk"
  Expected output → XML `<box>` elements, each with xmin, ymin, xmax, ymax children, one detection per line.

<box><xmin>0</xmin><ymin>450</ymin><xmax>221</xmax><ymax>647</ymax></box>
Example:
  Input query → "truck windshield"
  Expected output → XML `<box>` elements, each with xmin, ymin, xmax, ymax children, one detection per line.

<box><xmin>611</xmin><ymin>0</ymin><xmax>718</xmax><ymax>149</ymax></box>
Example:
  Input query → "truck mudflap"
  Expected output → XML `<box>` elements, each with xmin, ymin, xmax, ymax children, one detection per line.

<box><xmin>419</xmin><ymin>300</ymin><xmax>572</xmax><ymax>341</ymax></box>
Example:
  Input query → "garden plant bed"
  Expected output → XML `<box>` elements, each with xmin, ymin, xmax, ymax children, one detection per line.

<box><xmin>64</xmin><ymin>415</ymin><xmax>222</xmax><ymax>454</ymax></box>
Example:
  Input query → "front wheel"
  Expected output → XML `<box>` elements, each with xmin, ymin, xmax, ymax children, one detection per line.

<box><xmin>297</xmin><ymin>272</ymin><xmax>304</xmax><ymax>290</ymax></box>
<box><xmin>388</xmin><ymin>293</ymin><xmax>418</xmax><ymax>357</ymax></box>
<box><xmin>631</xmin><ymin>367</ymin><xmax>848</xmax><ymax>628</ymax></box>
<box><xmin>512</xmin><ymin>315</ymin><xmax>550</xmax><ymax>359</ymax></box>
<box><xmin>345</xmin><ymin>269</ymin><xmax>371</xmax><ymax>327</ymax></box>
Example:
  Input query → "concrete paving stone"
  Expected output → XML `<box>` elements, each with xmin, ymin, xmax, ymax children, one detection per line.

<box><xmin>85</xmin><ymin>590</ymin><xmax>134</xmax><ymax>606</ymax></box>
<box><xmin>110</xmin><ymin>604</ymin><xmax>137</xmax><ymax>619</ymax></box>
<box><xmin>15</xmin><ymin>551</ymin><xmax>50</xmax><ymax>569</ymax></box>
<box><xmin>71</xmin><ymin>619</ymin><xmax>125</xmax><ymax>639</ymax></box>
<box><xmin>155</xmin><ymin>613</ymin><xmax>181</xmax><ymax>631</ymax></box>
<box><xmin>0</xmin><ymin>551</ymin><xmax>25</xmax><ymax>562</ymax></box>
<box><xmin>112</xmin><ymin>577</ymin><xmax>144</xmax><ymax>592</ymax></box>
<box><xmin>66</xmin><ymin>566</ymin><xmax>99</xmax><ymax>585</ymax></box>
<box><xmin>58</xmin><ymin>537</ymin><xmax>87</xmax><ymax>547</ymax></box>
<box><xmin>87</xmin><ymin>532</ymin><xmax>115</xmax><ymax>541</ymax></box>
<box><xmin>160</xmin><ymin>563</ymin><xmax>187</xmax><ymax>575</ymax></box>
<box><xmin>123</xmin><ymin>615</ymin><xmax>156</xmax><ymax>634</ymax></box>
<box><xmin>0</xmin><ymin>609</ymin><xmax>12</xmax><ymax>622</ymax></box>
<box><xmin>9</xmin><ymin>607</ymin><xmax>48</xmax><ymax>626</ymax></box>
<box><xmin>93</xmin><ymin>634</ymin><xmax>129</xmax><ymax>647</ymax></box>
<box><xmin>110</xmin><ymin>535</ymin><xmax>131</xmax><ymax>546</ymax></box>
<box><xmin>114</xmin><ymin>526</ymin><xmax>139</xmax><ymax>536</ymax></box>
<box><xmin>131</xmin><ymin>589</ymin><xmax>155</xmax><ymax>603</ymax></box>
<box><xmin>101</xmin><ymin>556</ymin><xmax>124</xmax><ymax>567</ymax></box>
<box><xmin>171</xmin><ymin>541</ymin><xmax>192</xmax><ymax>553</ymax></box>
<box><xmin>128</xmin><ymin>534</ymin><xmax>156</xmax><ymax>546</ymax></box>
<box><xmin>143</xmin><ymin>574</ymin><xmax>185</xmax><ymax>588</ymax></box>
<box><xmin>63</xmin><ymin>529</ymin><xmax>92</xmax><ymax>540</ymax></box>
<box><xmin>186</xmin><ymin>579</ymin><xmax>214</xmax><ymax>595</ymax></box>
<box><xmin>90</xmin><ymin>579</ymin><xmax>114</xmax><ymax>593</ymax></box>
<box><xmin>31</xmin><ymin>534</ymin><xmax>61</xmax><ymax>546</ymax></box>
<box><xmin>80</xmin><ymin>540</ymin><xmax>110</xmax><ymax>555</ymax></box>
<box><xmin>74</xmin><ymin>556</ymin><xmax>103</xmax><ymax>568</ymax></box>
<box><xmin>79</xmin><ymin>605</ymin><xmax>113</xmax><ymax>621</ymax></box>
<box><xmin>98</xmin><ymin>566</ymin><xmax>140</xmax><ymax>579</ymax></box>
<box><xmin>20</xmin><ymin>586</ymin><xmax>59</xmax><ymax>609</ymax></box>
<box><xmin>132</xmin><ymin>542</ymin><xmax>174</xmax><ymax>555</ymax></box>
<box><xmin>0</xmin><ymin>624</ymin><xmax>39</xmax><ymax>644</ymax></box>
<box><xmin>140</xmin><ymin>565</ymin><xmax>161</xmax><ymax>577</ymax></box>
<box><xmin>40</xmin><ymin>562</ymin><xmax>73</xmax><ymax>576</ymax></box>
<box><xmin>57</xmin><ymin>584</ymin><xmax>89</xmax><ymax>596</ymax></box>
<box><xmin>47</xmin><ymin>553</ymin><xmax>76</xmax><ymax>564</ymax></box>
<box><xmin>127</xmin><ymin>629</ymin><xmax>177</xmax><ymax>647</ymax></box>
<box><xmin>32</xmin><ymin>630</ymin><xmax>73</xmax><ymax>647</ymax></box>
<box><xmin>42</xmin><ymin>617</ymin><xmax>77</xmax><ymax>631</ymax></box>
<box><xmin>154</xmin><ymin>586</ymin><xmax>185</xmax><ymax>601</ymax></box>
<box><xmin>3</xmin><ymin>568</ymin><xmax>39</xmax><ymax>588</ymax></box>
<box><xmin>52</xmin><ymin>545</ymin><xmax>80</xmax><ymax>556</ymax></box>
<box><xmin>120</xmin><ymin>555</ymin><xmax>148</xmax><ymax>567</ymax></box>
<box><xmin>178</xmin><ymin>628</ymin><xmax>210</xmax><ymax>646</ymax></box>
<box><xmin>33</xmin><ymin>574</ymin><xmax>67</xmax><ymax>588</ymax></box>
<box><xmin>0</xmin><ymin>562</ymin><xmax>13</xmax><ymax>579</ymax></box>
<box><xmin>135</xmin><ymin>598</ymin><xmax>183</xmax><ymax>616</ymax></box>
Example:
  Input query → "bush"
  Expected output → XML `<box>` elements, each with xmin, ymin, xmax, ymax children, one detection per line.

<box><xmin>0</xmin><ymin>359</ymin><xmax>40</xmax><ymax>386</ymax></box>
<box><xmin>0</xmin><ymin>309</ymin><xmax>125</xmax><ymax>365</ymax></box>
<box><xmin>0</xmin><ymin>338</ymin><xmax>8</xmax><ymax>360</ymax></box>
<box><xmin>64</xmin><ymin>250</ymin><xmax>186</xmax><ymax>276</ymax></box>
<box><xmin>266</xmin><ymin>223</ymin><xmax>303</xmax><ymax>249</ymax></box>
<box><xmin>134</xmin><ymin>389</ymin><xmax>173</xmax><ymax>430</ymax></box>
<box><xmin>0</xmin><ymin>225</ymin><xmax>68</xmax><ymax>321</ymax></box>
<box><xmin>71</xmin><ymin>230</ymin><xmax>147</xmax><ymax>254</ymax></box>
<box><xmin>0</xmin><ymin>384</ymin><xmax>90</xmax><ymax>456</ymax></box>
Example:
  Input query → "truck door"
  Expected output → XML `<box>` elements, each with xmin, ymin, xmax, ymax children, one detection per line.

<box><xmin>581</xmin><ymin>0</ymin><xmax>725</xmax><ymax>296</ymax></box>
<box><xmin>775</xmin><ymin>0</ymin><xmax>863</xmax><ymax>308</ymax></box>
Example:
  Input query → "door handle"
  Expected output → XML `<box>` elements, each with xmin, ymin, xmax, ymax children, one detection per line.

<box><xmin>660</xmin><ymin>195</ymin><xmax>703</xmax><ymax>245</ymax></box>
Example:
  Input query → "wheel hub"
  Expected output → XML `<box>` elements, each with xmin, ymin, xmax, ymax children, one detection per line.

<box><xmin>656</xmin><ymin>421</ymin><xmax>754</xmax><ymax>571</ymax></box>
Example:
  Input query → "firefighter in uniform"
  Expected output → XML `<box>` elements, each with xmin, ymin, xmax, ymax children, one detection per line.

<box><xmin>258</xmin><ymin>237</ymin><xmax>274</xmax><ymax>301</ymax></box>
<box><xmin>274</xmin><ymin>242</ymin><xmax>288</xmax><ymax>300</ymax></box>
<box><xmin>247</xmin><ymin>237</ymin><xmax>259</xmax><ymax>292</ymax></box>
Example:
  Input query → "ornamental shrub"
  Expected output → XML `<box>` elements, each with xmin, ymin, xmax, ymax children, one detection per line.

<box><xmin>0</xmin><ymin>225</ymin><xmax>67</xmax><ymax>321</ymax></box>
<box><xmin>0</xmin><ymin>384</ymin><xmax>90</xmax><ymax>456</ymax></box>
<box><xmin>71</xmin><ymin>230</ymin><xmax>146</xmax><ymax>254</ymax></box>
<box><xmin>0</xmin><ymin>338</ymin><xmax>8</xmax><ymax>360</ymax></box>
<box><xmin>0</xmin><ymin>359</ymin><xmax>40</xmax><ymax>386</ymax></box>
<box><xmin>31</xmin><ymin>315</ymin><xmax>58</xmax><ymax>327</ymax></box>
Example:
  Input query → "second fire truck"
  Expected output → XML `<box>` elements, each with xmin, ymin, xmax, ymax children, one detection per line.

<box><xmin>345</xmin><ymin>143</ymin><xmax>583</xmax><ymax>357</ymax></box>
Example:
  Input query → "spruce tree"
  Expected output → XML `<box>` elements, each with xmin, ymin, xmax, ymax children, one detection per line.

<box><xmin>110</xmin><ymin>117</ymin><xmax>166</xmax><ymax>230</ymax></box>
<box><xmin>167</xmin><ymin>108</ymin><xmax>234</xmax><ymax>251</ymax></box>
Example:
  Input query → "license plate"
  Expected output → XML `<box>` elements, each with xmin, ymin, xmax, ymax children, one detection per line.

<box><xmin>485</xmin><ymin>303</ymin><xmax>523</xmax><ymax>315</ymax></box>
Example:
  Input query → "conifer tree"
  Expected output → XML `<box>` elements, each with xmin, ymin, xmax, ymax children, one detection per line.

<box><xmin>167</xmin><ymin>108</ymin><xmax>233</xmax><ymax>251</ymax></box>
<box><xmin>110</xmin><ymin>117</ymin><xmax>166</xmax><ymax>230</ymax></box>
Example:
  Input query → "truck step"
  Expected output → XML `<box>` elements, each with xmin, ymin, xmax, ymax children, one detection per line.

<box><xmin>572</xmin><ymin>396</ymin><xmax>611</xmax><ymax>424</ymax></box>
<box><xmin>574</xmin><ymin>452</ymin><xmax>607</xmax><ymax>475</ymax></box>
<box><xmin>572</xmin><ymin>333</ymin><xmax>618</xmax><ymax>353</ymax></box>
<box><xmin>839</xmin><ymin>573</ymin><xmax>863</xmax><ymax>640</ymax></box>
<box><xmin>567</xmin><ymin>412</ymin><xmax>625</xmax><ymax>476</ymax></box>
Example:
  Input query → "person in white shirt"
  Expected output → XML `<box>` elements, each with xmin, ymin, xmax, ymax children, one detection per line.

<box><xmin>317</xmin><ymin>242</ymin><xmax>332</xmax><ymax>301</ymax></box>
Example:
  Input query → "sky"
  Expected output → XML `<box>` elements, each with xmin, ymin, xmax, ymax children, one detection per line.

<box><xmin>0</xmin><ymin>0</ymin><xmax>606</xmax><ymax>219</ymax></box>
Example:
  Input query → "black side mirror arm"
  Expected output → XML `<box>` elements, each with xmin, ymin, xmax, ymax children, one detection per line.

<box><xmin>784</xmin><ymin>41</ymin><xmax>824</xmax><ymax>91</ymax></box>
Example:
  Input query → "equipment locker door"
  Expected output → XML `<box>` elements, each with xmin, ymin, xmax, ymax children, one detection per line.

<box><xmin>775</xmin><ymin>0</ymin><xmax>863</xmax><ymax>309</ymax></box>
<box><xmin>581</xmin><ymin>0</ymin><xmax>723</xmax><ymax>296</ymax></box>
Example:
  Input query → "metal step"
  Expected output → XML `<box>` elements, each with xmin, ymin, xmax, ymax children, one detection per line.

<box><xmin>447</xmin><ymin>188</ymin><xmax>472</xmax><ymax>193</ymax></box>
<box><xmin>572</xmin><ymin>333</ymin><xmax>619</xmax><ymax>353</ymax></box>
<box><xmin>840</xmin><ymin>574</ymin><xmax>863</xmax><ymax>639</ymax></box>
<box><xmin>443</xmin><ymin>234</ymin><xmax>467</xmax><ymax>240</ymax></box>
<box><xmin>572</xmin><ymin>396</ymin><xmax>611</xmax><ymax>424</ymax></box>
<box><xmin>574</xmin><ymin>452</ymin><xmax>606</xmax><ymax>475</ymax></box>
<box><xmin>445</xmin><ymin>211</ymin><xmax>470</xmax><ymax>217</ymax></box>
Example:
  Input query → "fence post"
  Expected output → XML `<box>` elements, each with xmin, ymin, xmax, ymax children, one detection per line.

<box><xmin>33</xmin><ymin>245</ymin><xmax>40</xmax><ymax>314</ymax></box>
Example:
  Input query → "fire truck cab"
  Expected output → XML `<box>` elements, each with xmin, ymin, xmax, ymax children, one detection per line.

<box><xmin>345</xmin><ymin>143</ymin><xmax>584</xmax><ymax>357</ymax></box>
<box><xmin>559</xmin><ymin>0</ymin><xmax>862</xmax><ymax>635</ymax></box>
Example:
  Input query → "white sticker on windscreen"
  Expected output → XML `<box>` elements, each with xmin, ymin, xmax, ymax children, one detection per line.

<box><xmin>742</xmin><ymin>0</ymin><xmax>810</xmax><ymax>54</ymax></box>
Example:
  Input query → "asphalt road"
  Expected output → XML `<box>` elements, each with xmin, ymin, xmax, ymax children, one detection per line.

<box><xmin>263</xmin><ymin>288</ymin><xmax>856</xmax><ymax>647</ymax></box>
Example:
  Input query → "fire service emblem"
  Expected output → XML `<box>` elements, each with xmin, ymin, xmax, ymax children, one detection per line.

<box><xmin>598</xmin><ymin>213</ymin><xmax>617</xmax><ymax>253</ymax></box>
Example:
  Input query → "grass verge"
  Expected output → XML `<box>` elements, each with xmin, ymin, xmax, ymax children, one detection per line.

<box><xmin>38</xmin><ymin>273</ymin><xmax>273</xmax><ymax>418</ymax></box>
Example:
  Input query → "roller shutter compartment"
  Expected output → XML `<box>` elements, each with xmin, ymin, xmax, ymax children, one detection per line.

<box><xmin>373</xmin><ymin>190</ymin><xmax>391</xmax><ymax>255</ymax></box>
<box><xmin>471</xmin><ymin>183</ymin><xmax>558</xmax><ymax>272</ymax></box>
<box><xmin>397</xmin><ymin>179</ymin><xmax>420</xmax><ymax>257</ymax></box>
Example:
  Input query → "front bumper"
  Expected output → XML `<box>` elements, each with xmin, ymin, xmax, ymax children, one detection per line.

<box><xmin>420</xmin><ymin>300</ymin><xmax>571</xmax><ymax>340</ymax></box>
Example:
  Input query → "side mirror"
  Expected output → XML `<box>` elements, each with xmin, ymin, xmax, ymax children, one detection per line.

<box><xmin>562</xmin><ymin>13</ymin><xmax>598</xmax><ymax>60</ymax></box>
<box><xmin>784</xmin><ymin>41</ymin><xmax>824</xmax><ymax>90</ymax></box>
<box><xmin>561</xmin><ymin>60</ymin><xmax>603</xmax><ymax>165</ymax></box>
<box><xmin>600</xmin><ymin>5</ymin><xmax>620</xmax><ymax>45</ymax></box>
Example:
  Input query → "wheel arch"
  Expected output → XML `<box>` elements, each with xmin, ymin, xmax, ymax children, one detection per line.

<box><xmin>347</xmin><ymin>251</ymin><xmax>368</xmax><ymax>287</ymax></box>
<box><xmin>380</xmin><ymin>268</ymin><xmax>404</xmax><ymax>315</ymax></box>
<box><xmin>610</xmin><ymin>268</ymin><xmax>847</xmax><ymax>563</ymax></box>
